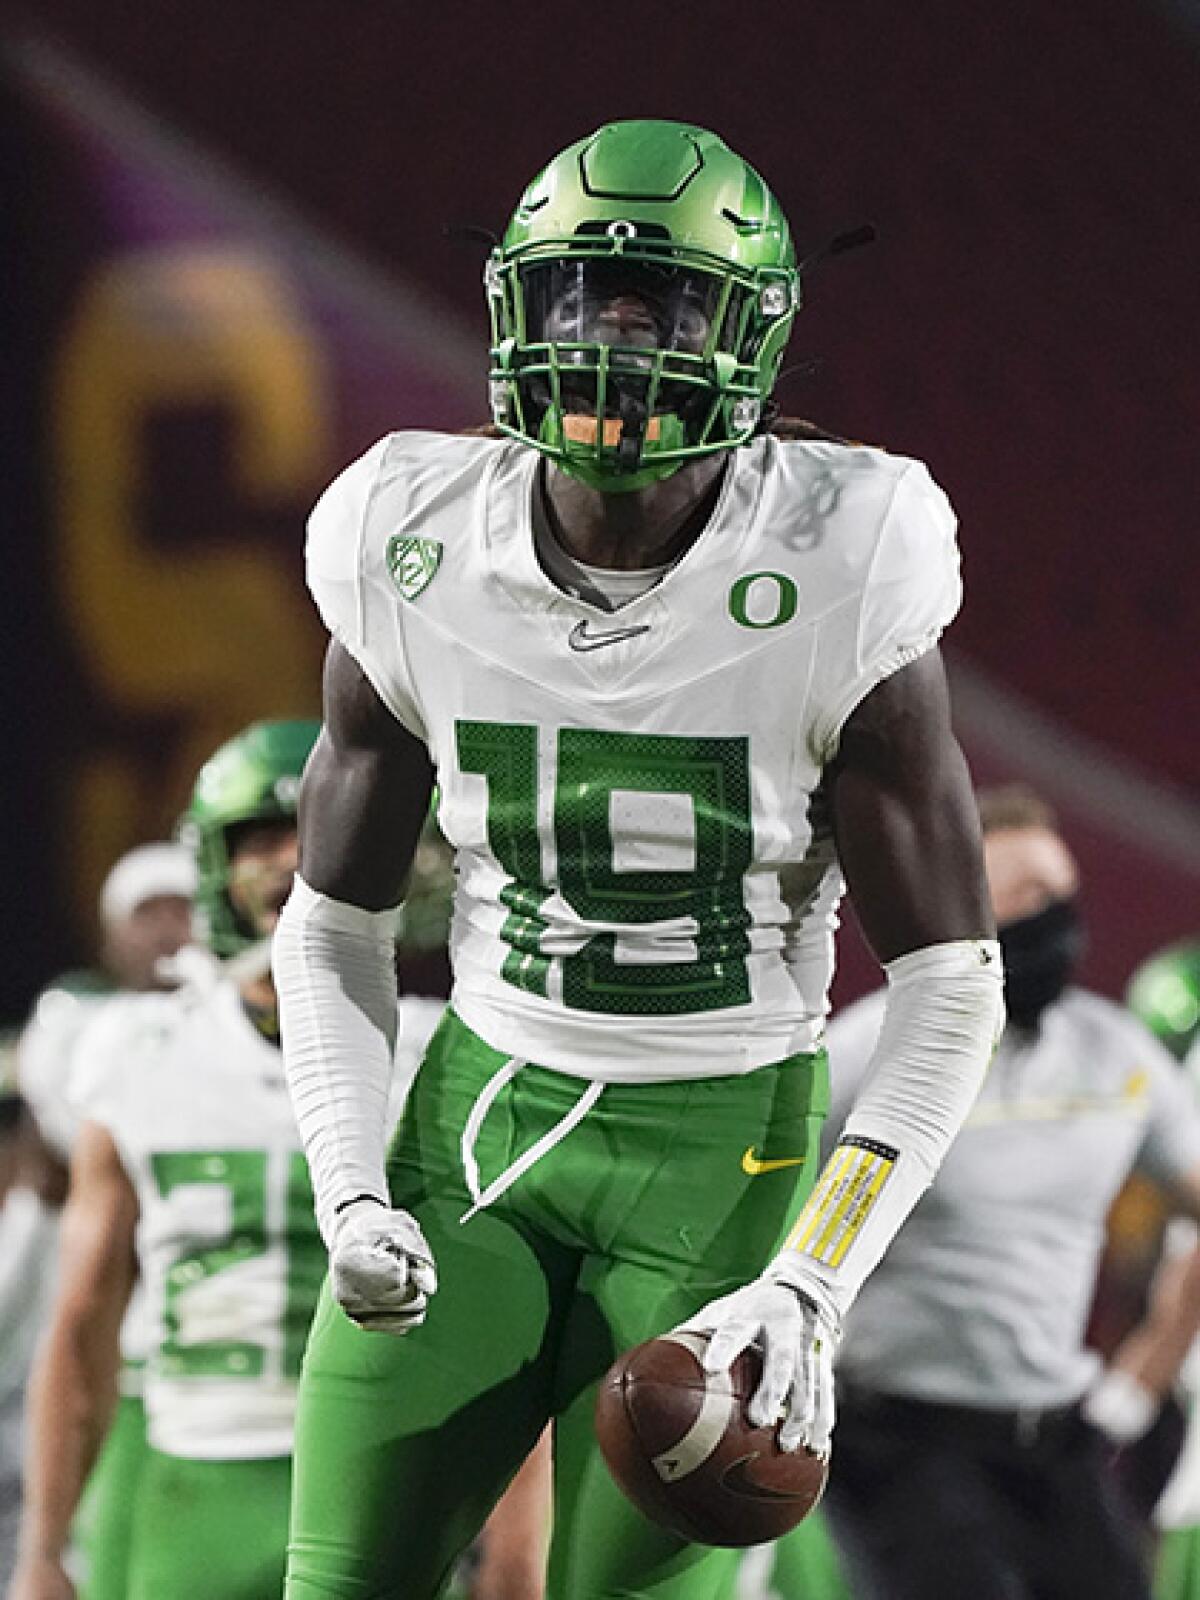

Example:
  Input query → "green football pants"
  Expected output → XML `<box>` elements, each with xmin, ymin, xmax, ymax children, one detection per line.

<box><xmin>1158</xmin><ymin>1526</ymin><xmax>1200</xmax><ymax>1600</ymax></box>
<box><xmin>75</xmin><ymin>1391</ymin><xmax>148</xmax><ymax>1600</ymax></box>
<box><xmin>729</xmin><ymin>1513</ymin><xmax>853</xmax><ymax>1599</ymax></box>
<box><xmin>286</xmin><ymin>1010</ymin><xmax>828</xmax><ymax>1600</ymax></box>
<box><xmin>126</xmin><ymin>1448</ymin><xmax>291</xmax><ymax>1599</ymax></box>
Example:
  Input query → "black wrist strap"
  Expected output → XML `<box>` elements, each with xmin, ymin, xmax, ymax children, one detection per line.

<box><xmin>334</xmin><ymin>1193</ymin><xmax>387</xmax><ymax>1217</ymax></box>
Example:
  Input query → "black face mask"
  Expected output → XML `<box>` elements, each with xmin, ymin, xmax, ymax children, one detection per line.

<box><xmin>998</xmin><ymin>897</ymin><xmax>1085</xmax><ymax>1030</ymax></box>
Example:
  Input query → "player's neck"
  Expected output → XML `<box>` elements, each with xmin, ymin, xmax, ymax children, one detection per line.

<box><xmin>538</xmin><ymin>455</ymin><xmax>728</xmax><ymax>572</ymax></box>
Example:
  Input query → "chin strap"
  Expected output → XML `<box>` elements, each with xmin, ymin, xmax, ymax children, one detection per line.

<box><xmin>616</xmin><ymin>391</ymin><xmax>650</xmax><ymax>471</ymax></box>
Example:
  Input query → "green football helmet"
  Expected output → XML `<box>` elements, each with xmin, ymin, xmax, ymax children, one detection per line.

<box><xmin>179</xmin><ymin>719</ymin><xmax>320</xmax><ymax>956</ymax></box>
<box><xmin>1126</xmin><ymin>941</ymin><xmax>1200</xmax><ymax>1063</ymax></box>
<box><xmin>486</xmin><ymin>119</ymin><xmax>799</xmax><ymax>492</ymax></box>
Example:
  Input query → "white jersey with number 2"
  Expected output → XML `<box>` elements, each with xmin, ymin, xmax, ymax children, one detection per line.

<box><xmin>71</xmin><ymin>983</ymin><xmax>322</xmax><ymax>1459</ymax></box>
<box><xmin>71</xmin><ymin>981</ymin><xmax>443</xmax><ymax>1460</ymax></box>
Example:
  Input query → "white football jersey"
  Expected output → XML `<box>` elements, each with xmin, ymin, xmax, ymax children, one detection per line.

<box><xmin>308</xmin><ymin>431</ymin><xmax>960</xmax><ymax>1082</ymax></box>
<box><xmin>20</xmin><ymin>978</ymin><xmax>114</xmax><ymax>1160</ymax></box>
<box><xmin>70</xmin><ymin>983</ymin><xmax>445</xmax><ymax>1461</ymax></box>
<box><xmin>25</xmin><ymin>984</ymin><xmax>153</xmax><ymax>1377</ymax></box>
<box><xmin>71</xmin><ymin>982</ymin><xmax>323</xmax><ymax>1461</ymax></box>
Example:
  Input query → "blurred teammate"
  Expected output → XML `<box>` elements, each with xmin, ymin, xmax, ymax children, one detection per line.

<box><xmin>9</xmin><ymin>725</ymin><xmax>547</xmax><ymax>1600</ymax></box>
<box><xmin>9</xmin><ymin>721</ymin><xmax>328</xmax><ymax>1600</ymax></box>
<box><xmin>0</xmin><ymin>1040</ymin><xmax>61</xmax><ymax>1594</ymax></box>
<box><xmin>816</xmin><ymin>784</ymin><xmax>1200</xmax><ymax>1600</ymax></box>
<box><xmin>12</xmin><ymin>843</ymin><xmax>195</xmax><ymax>1599</ymax></box>
<box><xmin>273</xmin><ymin>118</ymin><xmax>1003</xmax><ymax>1598</ymax></box>
<box><xmin>1111</xmin><ymin>1021</ymin><xmax>1200</xmax><ymax>1599</ymax></box>
<box><xmin>1129</xmin><ymin>943</ymin><xmax>1200</xmax><ymax>1067</ymax></box>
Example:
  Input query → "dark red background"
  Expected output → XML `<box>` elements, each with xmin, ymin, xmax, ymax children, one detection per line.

<box><xmin>2</xmin><ymin>0</ymin><xmax>1198</xmax><ymax>1017</ymax></box>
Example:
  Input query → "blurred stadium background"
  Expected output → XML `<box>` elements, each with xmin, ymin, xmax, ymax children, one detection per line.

<box><xmin>1</xmin><ymin>0</ymin><xmax>1198</xmax><ymax>1025</ymax></box>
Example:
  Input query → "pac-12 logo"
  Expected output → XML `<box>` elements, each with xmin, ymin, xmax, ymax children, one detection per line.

<box><xmin>387</xmin><ymin>535</ymin><xmax>443</xmax><ymax>601</ymax></box>
<box><xmin>728</xmin><ymin>571</ymin><xmax>798</xmax><ymax>629</ymax></box>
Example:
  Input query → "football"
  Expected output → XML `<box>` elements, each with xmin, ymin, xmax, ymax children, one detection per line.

<box><xmin>595</xmin><ymin>1331</ymin><xmax>829</xmax><ymax>1547</ymax></box>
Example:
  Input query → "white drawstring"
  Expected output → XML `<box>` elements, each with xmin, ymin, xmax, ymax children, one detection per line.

<box><xmin>459</xmin><ymin>1059</ymin><xmax>604</xmax><ymax>1224</ymax></box>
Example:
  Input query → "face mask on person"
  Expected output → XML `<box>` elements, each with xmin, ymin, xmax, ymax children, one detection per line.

<box><xmin>998</xmin><ymin>897</ymin><xmax>1085</xmax><ymax>1029</ymax></box>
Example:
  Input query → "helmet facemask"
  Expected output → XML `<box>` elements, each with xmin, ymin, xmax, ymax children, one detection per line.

<box><xmin>486</xmin><ymin>123</ymin><xmax>799</xmax><ymax>492</ymax></box>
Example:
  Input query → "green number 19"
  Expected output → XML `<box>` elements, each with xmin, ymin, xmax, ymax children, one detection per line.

<box><xmin>457</xmin><ymin>722</ymin><xmax>753</xmax><ymax>1016</ymax></box>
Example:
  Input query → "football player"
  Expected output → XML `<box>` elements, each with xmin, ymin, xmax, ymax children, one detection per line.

<box><xmin>14</xmin><ymin>842</ymin><xmax>196</xmax><ymax>1600</ymax></box>
<box><xmin>10</xmin><ymin>722</ymin><xmax>326</xmax><ymax>1600</ymax></box>
<box><xmin>274</xmin><ymin>119</ymin><xmax>1004</xmax><ymax>1598</ymax></box>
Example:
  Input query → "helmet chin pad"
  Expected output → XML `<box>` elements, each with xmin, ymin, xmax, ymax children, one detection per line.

<box><xmin>561</xmin><ymin>415</ymin><xmax>664</xmax><ymax>446</ymax></box>
<box><xmin>541</xmin><ymin>407</ymin><xmax>689</xmax><ymax>492</ymax></box>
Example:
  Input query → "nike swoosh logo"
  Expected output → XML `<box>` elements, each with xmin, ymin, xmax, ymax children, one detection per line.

<box><xmin>742</xmin><ymin>1147</ymin><xmax>807</xmax><ymax>1176</ymax></box>
<box><xmin>568</xmin><ymin>619</ymin><xmax>652</xmax><ymax>652</ymax></box>
<box><xmin>721</xmin><ymin>1454</ymin><xmax>823</xmax><ymax>1502</ymax></box>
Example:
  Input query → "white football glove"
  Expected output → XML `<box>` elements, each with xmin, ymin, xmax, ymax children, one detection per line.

<box><xmin>680</xmin><ymin>1273</ymin><xmax>840</xmax><ymax>1455</ymax></box>
<box><xmin>330</xmin><ymin>1199</ymin><xmax>437</xmax><ymax>1334</ymax></box>
<box><xmin>1081</xmin><ymin>1368</ymin><xmax>1159</xmax><ymax>1446</ymax></box>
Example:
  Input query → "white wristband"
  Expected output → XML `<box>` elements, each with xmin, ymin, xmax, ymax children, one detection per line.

<box><xmin>272</xmin><ymin>876</ymin><xmax>400</xmax><ymax>1247</ymax></box>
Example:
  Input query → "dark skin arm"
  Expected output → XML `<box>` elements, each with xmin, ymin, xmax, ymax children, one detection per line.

<box><xmin>298</xmin><ymin>641</ymin><xmax>436</xmax><ymax>906</ymax></box>
<box><xmin>829</xmin><ymin>647</ymin><xmax>994</xmax><ymax>959</ymax></box>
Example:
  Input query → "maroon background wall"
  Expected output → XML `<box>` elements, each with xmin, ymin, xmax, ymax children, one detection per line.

<box><xmin>2</xmin><ymin>0</ymin><xmax>1198</xmax><ymax>1018</ymax></box>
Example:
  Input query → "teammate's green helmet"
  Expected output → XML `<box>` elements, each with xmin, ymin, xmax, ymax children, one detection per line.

<box><xmin>179</xmin><ymin>719</ymin><xmax>320</xmax><ymax>956</ymax></box>
<box><xmin>486</xmin><ymin>119</ymin><xmax>799</xmax><ymax>492</ymax></box>
<box><xmin>1126</xmin><ymin>941</ymin><xmax>1200</xmax><ymax>1063</ymax></box>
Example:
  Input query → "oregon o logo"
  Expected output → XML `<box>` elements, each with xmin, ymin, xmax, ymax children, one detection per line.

<box><xmin>728</xmin><ymin>571</ymin><xmax>798</xmax><ymax>630</ymax></box>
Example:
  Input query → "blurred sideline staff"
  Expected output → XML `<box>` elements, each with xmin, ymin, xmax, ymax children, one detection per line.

<box><xmin>814</xmin><ymin>783</ymin><xmax>1200</xmax><ymax>1600</ymax></box>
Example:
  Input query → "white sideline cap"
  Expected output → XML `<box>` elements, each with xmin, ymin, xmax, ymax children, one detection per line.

<box><xmin>100</xmin><ymin>843</ymin><xmax>197</xmax><ymax>925</ymax></box>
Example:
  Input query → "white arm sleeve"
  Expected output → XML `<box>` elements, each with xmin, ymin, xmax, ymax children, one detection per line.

<box><xmin>273</xmin><ymin>875</ymin><xmax>401</xmax><ymax>1247</ymax></box>
<box><xmin>770</xmin><ymin>938</ymin><xmax>1004</xmax><ymax>1317</ymax></box>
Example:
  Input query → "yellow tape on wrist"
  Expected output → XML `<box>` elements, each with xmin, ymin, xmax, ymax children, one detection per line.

<box><xmin>784</xmin><ymin>1135</ymin><xmax>898</xmax><ymax>1269</ymax></box>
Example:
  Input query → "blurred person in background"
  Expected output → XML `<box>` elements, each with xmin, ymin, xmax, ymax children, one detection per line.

<box><xmin>9</xmin><ymin>723</ymin><xmax>546</xmax><ymax>1600</ymax></box>
<box><xmin>0</xmin><ymin>1037</ymin><xmax>63</xmax><ymax>1594</ymax></box>
<box><xmin>811</xmin><ymin>783</ymin><xmax>1200</xmax><ymax>1600</ymax></box>
<box><xmin>10</xmin><ymin>843</ymin><xmax>195</xmax><ymax>1599</ymax></box>
<box><xmin>1127</xmin><ymin>943</ymin><xmax>1200</xmax><ymax>1069</ymax></box>
<box><xmin>1085</xmin><ymin>938</ymin><xmax>1200</xmax><ymax>1497</ymax></box>
<box><xmin>18</xmin><ymin>842</ymin><xmax>196</xmax><ymax>1161</ymax></box>
<box><xmin>1114</xmin><ymin>1024</ymin><xmax>1200</xmax><ymax>1600</ymax></box>
<box><xmin>9</xmin><ymin>720</ymin><xmax>324</xmax><ymax>1600</ymax></box>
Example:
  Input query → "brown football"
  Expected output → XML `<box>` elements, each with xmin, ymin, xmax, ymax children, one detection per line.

<box><xmin>595</xmin><ymin>1331</ymin><xmax>829</xmax><ymax>1547</ymax></box>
